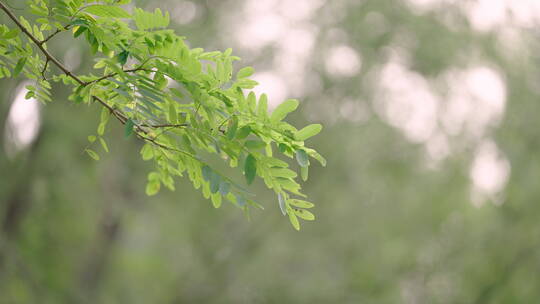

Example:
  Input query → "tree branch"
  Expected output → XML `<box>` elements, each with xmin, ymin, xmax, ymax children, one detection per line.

<box><xmin>40</xmin><ymin>58</ymin><xmax>49</xmax><ymax>80</ymax></box>
<box><xmin>0</xmin><ymin>1</ymin><xmax>187</xmax><ymax>155</ymax></box>
<box><xmin>0</xmin><ymin>1</ymin><xmax>84</xmax><ymax>85</ymax></box>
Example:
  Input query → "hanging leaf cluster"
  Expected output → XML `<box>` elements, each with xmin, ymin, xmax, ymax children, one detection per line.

<box><xmin>0</xmin><ymin>0</ymin><xmax>325</xmax><ymax>230</ymax></box>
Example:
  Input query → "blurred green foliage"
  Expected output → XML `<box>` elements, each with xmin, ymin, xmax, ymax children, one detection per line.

<box><xmin>1</xmin><ymin>0</ymin><xmax>540</xmax><ymax>303</ymax></box>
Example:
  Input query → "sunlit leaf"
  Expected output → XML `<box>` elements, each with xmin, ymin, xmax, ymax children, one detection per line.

<box><xmin>84</xmin><ymin>5</ymin><xmax>131</xmax><ymax>18</ymax></box>
<box><xmin>237</xmin><ymin>66</ymin><xmax>254</xmax><ymax>79</ymax></box>
<box><xmin>293</xmin><ymin>208</ymin><xmax>315</xmax><ymax>221</ymax></box>
<box><xmin>288</xmin><ymin>211</ymin><xmax>300</xmax><ymax>231</ymax></box>
<box><xmin>270</xmin><ymin>99</ymin><xmax>299</xmax><ymax>122</ymax></box>
<box><xmin>295</xmin><ymin>124</ymin><xmax>323</xmax><ymax>141</ymax></box>
<box><xmin>85</xmin><ymin>149</ymin><xmax>100</xmax><ymax>161</ymax></box>
<box><xmin>289</xmin><ymin>199</ymin><xmax>314</xmax><ymax>209</ymax></box>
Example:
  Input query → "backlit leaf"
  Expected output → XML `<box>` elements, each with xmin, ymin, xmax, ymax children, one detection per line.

<box><xmin>84</xmin><ymin>5</ymin><xmax>131</xmax><ymax>18</ymax></box>
<box><xmin>293</xmin><ymin>208</ymin><xmax>315</xmax><ymax>221</ymax></box>
<box><xmin>270</xmin><ymin>99</ymin><xmax>299</xmax><ymax>122</ymax></box>
<box><xmin>289</xmin><ymin>199</ymin><xmax>314</xmax><ymax>209</ymax></box>
<box><xmin>278</xmin><ymin>193</ymin><xmax>287</xmax><ymax>216</ymax></box>
<box><xmin>288</xmin><ymin>211</ymin><xmax>300</xmax><ymax>231</ymax></box>
<box><xmin>85</xmin><ymin>149</ymin><xmax>100</xmax><ymax>161</ymax></box>
<box><xmin>295</xmin><ymin>124</ymin><xmax>322</xmax><ymax>141</ymax></box>
<box><xmin>237</xmin><ymin>66</ymin><xmax>254</xmax><ymax>79</ymax></box>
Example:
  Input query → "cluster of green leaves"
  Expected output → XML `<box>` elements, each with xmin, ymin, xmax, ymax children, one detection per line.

<box><xmin>0</xmin><ymin>0</ymin><xmax>325</xmax><ymax>230</ymax></box>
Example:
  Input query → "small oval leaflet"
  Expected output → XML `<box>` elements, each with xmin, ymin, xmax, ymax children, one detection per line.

<box><xmin>278</xmin><ymin>193</ymin><xmax>287</xmax><ymax>216</ymax></box>
<box><xmin>289</xmin><ymin>199</ymin><xmax>314</xmax><ymax>209</ymax></box>
<box><xmin>270</xmin><ymin>99</ymin><xmax>299</xmax><ymax>122</ymax></box>
<box><xmin>237</xmin><ymin>66</ymin><xmax>254</xmax><ymax>79</ymax></box>
<box><xmin>295</xmin><ymin>124</ymin><xmax>323</xmax><ymax>141</ymax></box>
<box><xmin>85</xmin><ymin>149</ymin><xmax>100</xmax><ymax>161</ymax></box>
<box><xmin>288</xmin><ymin>212</ymin><xmax>300</xmax><ymax>231</ymax></box>
<box><xmin>244</xmin><ymin>154</ymin><xmax>257</xmax><ymax>185</ymax></box>
<box><xmin>293</xmin><ymin>209</ymin><xmax>315</xmax><ymax>221</ymax></box>
<box><xmin>295</xmin><ymin>150</ymin><xmax>309</xmax><ymax>167</ymax></box>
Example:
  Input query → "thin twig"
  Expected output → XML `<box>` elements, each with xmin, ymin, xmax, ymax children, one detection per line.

<box><xmin>39</xmin><ymin>26</ymin><xmax>69</xmax><ymax>45</ymax></box>
<box><xmin>143</xmin><ymin>123</ymin><xmax>189</xmax><ymax>128</ymax></box>
<box><xmin>83</xmin><ymin>67</ymin><xmax>152</xmax><ymax>86</ymax></box>
<box><xmin>40</xmin><ymin>58</ymin><xmax>49</xmax><ymax>80</ymax></box>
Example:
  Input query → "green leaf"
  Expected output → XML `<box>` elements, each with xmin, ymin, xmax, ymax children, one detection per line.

<box><xmin>289</xmin><ymin>199</ymin><xmax>314</xmax><ymax>209</ymax></box>
<box><xmin>237</xmin><ymin>66</ymin><xmax>254</xmax><ymax>79</ymax></box>
<box><xmin>73</xmin><ymin>26</ymin><xmax>87</xmax><ymax>38</ymax></box>
<box><xmin>236</xmin><ymin>79</ymin><xmax>258</xmax><ymax>89</ymax></box>
<box><xmin>13</xmin><ymin>57</ymin><xmax>26</xmax><ymax>77</ymax></box>
<box><xmin>24</xmin><ymin>91</ymin><xmax>35</xmax><ymax>100</ymax></box>
<box><xmin>209</xmin><ymin>171</ymin><xmax>220</xmax><ymax>194</ymax></box>
<box><xmin>306</xmin><ymin>148</ymin><xmax>326</xmax><ymax>167</ymax></box>
<box><xmin>277</xmin><ymin>178</ymin><xmax>301</xmax><ymax>193</ymax></box>
<box><xmin>270</xmin><ymin>168</ymin><xmax>297</xmax><ymax>178</ymax></box>
<box><xmin>145</xmin><ymin>173</ymin><xmax>161</xmax><ymax>195</ymax></box>
<box><xmin>84</xmin><ymin>5</ymin><xmax>131</xmax><ymax>18</ymax></box>
<box><xmin>125</xmin><ymin>119</ymin><xmax>134</xmax><ymax>138</ymax></box>
<box><xmin>140</xmin><ymin>144</ymin><xmax>153</xmax><ymax>160</ymax></box>
<box><xmin>265</xmin><ymin>157</ymin><xmax>289</xmax><ymax>168</ymax></box>
<box><xmin>295</xmin><ymin>124</ymin><xmax>322</xmax><ymax>141</ymax></box>
<box><xmin>236</xmin><ymin>126</ymin><xmax>251</xmax><ymax>139</ymax></box>
<box><xmin>211</xmin><ymin>193</ymin><xmax>222</xmax><ymax>208</ymax></box>
<box><xmin>278</xmin><ymin>193</ymin><xmax>287</xmax><ymax>216</ymax></box>
<box><xmin>117</xmin><ymin>50</ymin><xmax>129</xmax><ymax>66</ymax></box>
<box><xmin>301</xmin><ymin>166</ymin><xmax>308</xmax><ymax>181</ymax></box>
<box><xmin>87</xmin><ymin>135</ymin><xmax>97</xmax><ymax>143</ymax></box>
<box><xmin>99</xmin><ymin>137</ymin><xmax>109</xmax><ymax>153</ymax></box>
<box><xmin>288</xmin><ymin>211</ymin><xmax>300</xmax><ymax>231</ymax></box>
<box><xmin>296</xmin><ymin>150</ymin><xmax>309</xmax><ymax>167</ymax></box>
<box><xmin>226</xmin><ymin>116</ymin><xmax>238</xmax><ymax>140</ymax></box>
<box><xmin>244</xmin><ymin>154</ymin><xmax>257</xmax><ymax>185</ymax></box>
<box><xmin>270</xmin><ymin>99</ymin><xmax>299</xmax><ymax>122</ymax></box>
<box><xmin>257</xmin><ymin>94</ymin><xmax>268</xmax><ymax>117</ymax></box>
<box><xmin>168</xmin><ymin>103</ymin><xmax>178</xmax><ymax>123</ymax></box>
<box><xmin>145</xmin><ymin>180</ymin><xmax>160</xmax><ymax>196</ymax></box>
<box><xmin>247</xmin><ymin>91</ymin><xmax>256</xmax><ymax>112</ymax></box>
<box><xmin>245</xmin><ymin>140</ymin><xmax>266</xmax><ymax>151</ymax></box>
<box><xmin>134</xmin><ymin>8</ymin><xmax>169</xmax><ymax>30</ymax></box>
<box><xmin>98</xmin><ymin>108</ymin><xmax>110</xmax><ymax>136</ymax></box>
<box><xmin>293</xmin><ymin>208</ymin><xmax>315</xmax><ymax>221</ymax></box>
<box><xmin>3</xmin><ymin>28</ymin><xmax>19</xmax><ymax>39</ymax></box>
<box><xmin>85</xmin><ymin>149</ymin><xmax>100</xmax><ymax>161</ymax></box>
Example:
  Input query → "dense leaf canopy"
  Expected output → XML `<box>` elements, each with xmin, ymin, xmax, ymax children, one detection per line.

<box><xmin>0</xmin><ymin>0</ymin><xmax>325</xmax><ymax>230</ymax></box>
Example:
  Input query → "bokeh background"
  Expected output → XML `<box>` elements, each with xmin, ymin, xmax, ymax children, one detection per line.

<box><xmin>2</xmin><ymin>0</ymin><xmax>540</xmax><ymax>302</ymax></box>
